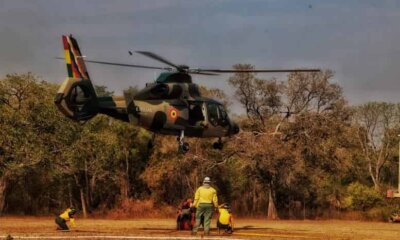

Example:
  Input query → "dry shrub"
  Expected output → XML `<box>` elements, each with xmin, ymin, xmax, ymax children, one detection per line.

<box><xmin>106</xmin><ymin>199</ymin><xmax>176</xmax><ymax>219</ymax></box>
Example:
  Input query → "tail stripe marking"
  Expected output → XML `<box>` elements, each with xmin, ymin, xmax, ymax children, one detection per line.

<box><xmin>66</xmin><ymin>37</ymin><xmax>82</xmax><ymax>79</ymax></box>
<box><xmin>62</xmin><ymin>35</ymin><xmax>89</xmax><ymax>80</ymax></box>
<box><xmin>68</xmin><ymin>36</ymin><xmax>89</xmax><ymax>80</ymax></box>
<box><xmin>62</xmin><ymin>35</ymin><xmax>73</xmax><ymax>77</ymax></box>
<box><xmin>64</xmin><ymin>50</ymin><xmax>71</xmax><ymax>64</ymax></box>
<box><xmin>62</xmin><ymin>36</ymin><xmax>68</xmax><ymax>50</ymax></box>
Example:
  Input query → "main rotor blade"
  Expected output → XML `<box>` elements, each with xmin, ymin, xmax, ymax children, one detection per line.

<box><xmin>56</xmin><ymin>57</ymin><xmax>172</xmax><ymax>70</ymax></box>
<box><xmin>135</xmin><ymin>51</ymin><xmax>182</xmax><ymax>71</ymax></box>
<box><xmin>196</xmin><ymin>69</ymin><xmax>321</xmax><ymax>73</ymax></box>
<box><xmin>189</xmin><ymin>72</ymin><xmax>219</xmax><ymax>76</ymax></box>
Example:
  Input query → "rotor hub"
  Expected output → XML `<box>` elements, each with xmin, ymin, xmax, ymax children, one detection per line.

<box><xmin>178</xmin><ymin>65</ymin><xmax>190</xmax><ymax>71</ymax></box>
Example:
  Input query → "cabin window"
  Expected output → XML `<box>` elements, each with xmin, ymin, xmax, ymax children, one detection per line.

<box><xmin>189</xmin><ymin>102</ymin><xmax>205</xmax><ymax>126</ymax></box>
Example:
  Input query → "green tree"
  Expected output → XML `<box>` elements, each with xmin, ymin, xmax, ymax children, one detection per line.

<box><xmin>0</xmin><ymin>73</ymin><xmax>64</xmax><ymax>214</ymax></box>
<box><xmin>353</xmin><ymin>102</ymin><xmax>400</xmax><ymax>190</ymax></box>
<box><xmin>95</xmin><ymin>85</ymin><xmax>114</xmax><ymax>97</ymax></box>
<box><xmin>228</xmin><ymin>64</ymin><xmax>283</xmax><ymax>129</ymax></box>
<box><xmin>228</xmin><ymin>68</ymin><xmax>351</xmax><ymax>219</ymax></box>
<box><xmin>124</xmin><ymin>86</ymin><xmax>139</xmax><ymax>103</ymax></box>
<box><xmin>343</xmin><ymin>182</ymin><xmax>384</xmax><ymax>211</ymax></box>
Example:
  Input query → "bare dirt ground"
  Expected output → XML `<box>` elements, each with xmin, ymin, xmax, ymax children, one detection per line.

<box><xmin>1</xmin><ymin>217</ymin><xmax>400</xmax><ymax>240</ymax></box>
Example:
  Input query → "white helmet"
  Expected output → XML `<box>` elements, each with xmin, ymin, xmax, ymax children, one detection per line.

<box><xmin>203</xmin><ymin>177</ymin><xmax>211</xmax><ymax>183</ymax></box>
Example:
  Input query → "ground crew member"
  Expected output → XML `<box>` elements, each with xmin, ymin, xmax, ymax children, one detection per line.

<box><xmin>192</xmin><ymin>177</ymin><xmax>218</xmax><ymax>236</ymax></box>
<box><xmin>217</xmin><ymin>203</ymin><xmax>234</xmax><ymax>234</ymax></box>
<box><xmin>177</xmin><ymin>198</ymin><xmax>194</xmax><ymax>230</ymax></box>
<box><xmin>55</xmin><ymin>207</ymin><xmax>77</xmax><ymax>231</ymax></box>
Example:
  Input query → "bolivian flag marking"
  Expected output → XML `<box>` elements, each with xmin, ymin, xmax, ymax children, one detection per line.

<box><xmin>169</xmin><ymin>108</ymin><xmax>179</xmax><ymax>120</ymax></box>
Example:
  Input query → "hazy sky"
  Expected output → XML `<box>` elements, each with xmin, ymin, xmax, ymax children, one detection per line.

<box><xmin>1</xmin><ymin>0</ymin><xmax>400</xmax><ymax>112</ymax></box>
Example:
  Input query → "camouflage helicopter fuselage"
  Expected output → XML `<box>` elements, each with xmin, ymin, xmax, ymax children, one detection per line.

<box><xmin>129</xmin><ymin>72</ymin><xmax>239</xmax><ymax>138</ymax></box>
<box><xmin>55</xmin><ymin>35</ymin><xmax>239</xmax><ymax>148</ymax></box>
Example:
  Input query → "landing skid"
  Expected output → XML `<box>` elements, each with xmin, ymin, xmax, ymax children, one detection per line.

<box><xmin>177</xmin><ymin>130</ymin><xmax>189</xmax><ymax>154</ymax></box>
<box><xmin>147</xmin><ymin>133</ymin><xmax>156</xmax><ymax>149</ymax></box>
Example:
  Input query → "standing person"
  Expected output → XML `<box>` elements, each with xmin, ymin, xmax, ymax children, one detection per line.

<box><xmin>192</xmin><ymin>177</ymin><xmax>218</xmax><ymax>236</ymax></box>
<box><xmin>55</xmin><ymin>207</ymin><xmax>77</xmax><ymax>231</ymax></box>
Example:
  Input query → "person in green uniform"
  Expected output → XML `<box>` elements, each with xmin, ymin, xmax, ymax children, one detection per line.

<box><xmin>192</xmin><ymin>177</ymin><xmax>218</xmax><ymax>236</ymax></box>
<box><xmin>55</xmin><ymin>207</ymin><xmax>77</xmax><ymax>231</ymax></box>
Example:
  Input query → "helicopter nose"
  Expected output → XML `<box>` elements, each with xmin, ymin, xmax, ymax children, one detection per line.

<box><xmin>230</xmin><ymin>121</ymin><xmax>240</xmax><ymax>135</ymax></box>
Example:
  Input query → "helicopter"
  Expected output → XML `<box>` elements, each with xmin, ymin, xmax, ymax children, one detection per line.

<box><xmin>55</xmin><ymin>35</ymin><xmax>320</xmax><ymax>153</ymax></box>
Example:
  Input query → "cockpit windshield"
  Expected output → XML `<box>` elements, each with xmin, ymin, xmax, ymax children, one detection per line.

<box><xmin>207</xmin><ymin>102</ymin><xmax>228</xmax><ymax>126</ymax></box>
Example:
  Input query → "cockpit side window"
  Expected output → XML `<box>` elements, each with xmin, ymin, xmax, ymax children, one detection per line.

<box><xmin>206</xmin><ymin>102</ymin><xmax>229</xmax><ymax>127</ymax></box>
<box><xmin>218</xmin><ymin>105</ymin><xmax>228</xmax><ymax>126</ymax></box>
<box><xmin>207</xmin><ymin>103</ymin><xmax>220</xmax><ymax>126</ymax></box>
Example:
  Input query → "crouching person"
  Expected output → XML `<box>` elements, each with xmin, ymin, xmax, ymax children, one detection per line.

<box><xmin>217</xmin><ymin>204</ymin><xmax>234</xmax><ymax>234</ymax></box>
<box><xmin>177</xmin><ymin>198</ymin><xmax>194</xmax><ymax>230</ymax></box>
<box><xmin>55</xmin><ymin>207</ymin><xmax>77</xmax><ymax>231</ymax></box>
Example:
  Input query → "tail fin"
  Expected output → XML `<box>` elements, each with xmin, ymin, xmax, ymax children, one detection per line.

<box><xmin>62</xmin><ymin>35</ymin><xmax>90</xmax><ymax>80</ymax></box>
<box><xmin>55</xmin><ymin>35</ymin><xmax>129</xmax><ymax>123</ymax></box>
<box><xmin>55</xmin><ymin>35</ymin><xmax>98</xmax><ymax>121</ymax></box>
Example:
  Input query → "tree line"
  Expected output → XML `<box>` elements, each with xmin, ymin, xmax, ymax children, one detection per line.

<box><xmin>1</xmin><ymin>69</ymin><xmax>400</xmax><ymax>220</ymax></box>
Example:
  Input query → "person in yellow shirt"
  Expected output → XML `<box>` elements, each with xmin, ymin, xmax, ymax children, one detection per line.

<box><xmin>55</xmin><ymin>207</ymin><xmax>77</xmax><ymax>231</ymax></box>
<box><xmin>217</xmin><ymin>204</ymin><xmax>234</xmax><ymax>234</ymax></box>
<box><xmin>192</xmin><ymin>177</ymin><xmax>218</xmax><ymax>236</ymax></box>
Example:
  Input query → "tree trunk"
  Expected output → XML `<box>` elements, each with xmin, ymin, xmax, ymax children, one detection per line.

<box><xmin>125</xmin><ymin>151</ymin><xmax>130</xmax><ymax>197</ymax></box>
<box><xmin>74</xmin><ymin>174</ymin><xmax>87</xmax><ymax>218</ymax></box>
<box><xmin>368</xmin><ymin>162</ymin><xmax>380</xmax><ymax>191</ymax></box>
<box><xmin>120</xmin><ymin>175</ymin><xmax>129</xmax><ymax>200</ymax></box>
<box><xmin>303</xmin><ymin>198</ymin><xmax>306</xmax><ymax>220</ymax></box>
<box><xmin>252</xmin><ymin>185</ymin><xmax>257</xmax><ymax>215</ymax></box>
<box><xmin>84</xmin><ymin>158</ymin><xmax>92</xmax><ymax>211</ymax></box>
<box><xmin>0</xmin><ymin>175</ymin><xmax>7</xmax><ymax>215</ymax></box>
<box><xmin>68</xmin><ymin>182</ymin><xmax>73</xmax><ymax>207</ymax></box>
<box><xmin>79</xmin><ymin>187</ymin><xmax>88</xmax><ymax>218</ymax></box>
<box><xmin>267</xmin><ymin>187</ymin><xmax>279</xmax><ymax>220</ymax></box>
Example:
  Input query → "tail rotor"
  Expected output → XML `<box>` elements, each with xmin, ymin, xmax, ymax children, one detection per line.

<box><xmin>54</xmin><ymin>35</ymin><xmax>99</xmax><ymax>121</ymax></box>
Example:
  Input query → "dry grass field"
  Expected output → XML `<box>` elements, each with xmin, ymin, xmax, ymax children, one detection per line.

<box><xmin>1</xmin><ymin>217</ymin><xmax>400</xmax><ymax>239</ymax></box>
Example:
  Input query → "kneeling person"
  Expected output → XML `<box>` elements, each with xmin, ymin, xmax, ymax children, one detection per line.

<box><xmin>177</xmin><ymin>198</ymin><xmax>194</xmax><ymax>230</ymax></box>
<box><xmin>55</xmin><ymin>207</ymin><xmax>77</xmax><ymax>231</ymax></box>
<box><xmin>217</xmin><ymin>204</ymin><xmax>234</xmax><ymax>234</ymax></box>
